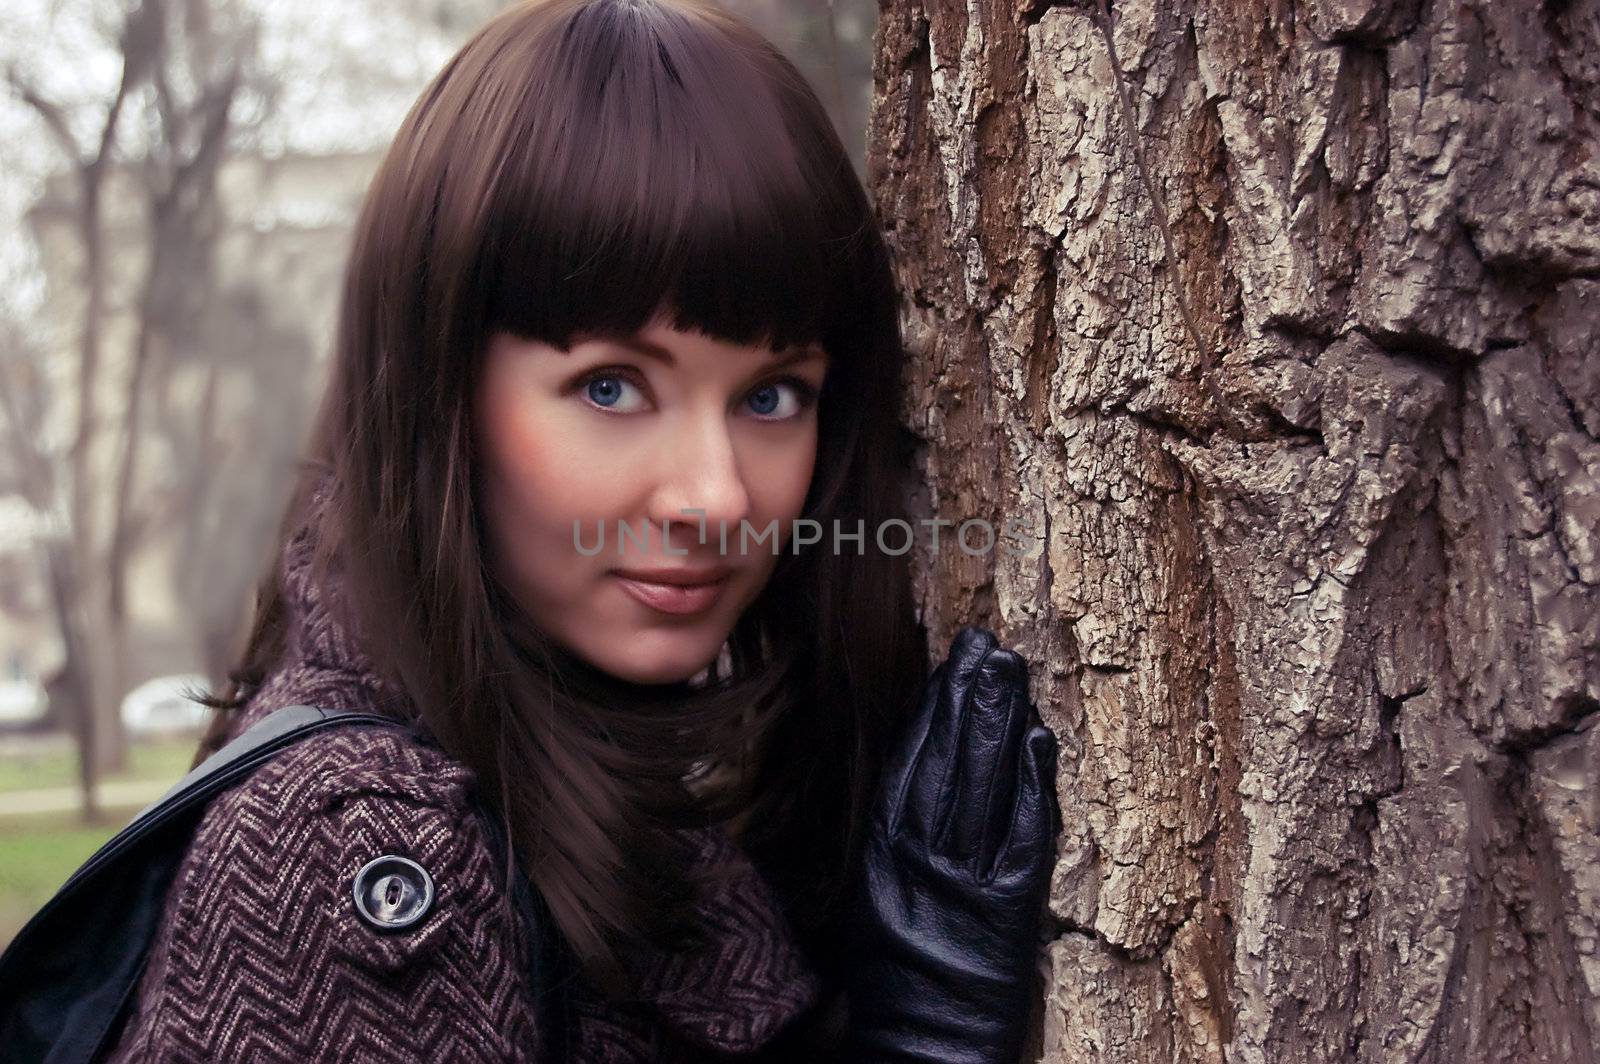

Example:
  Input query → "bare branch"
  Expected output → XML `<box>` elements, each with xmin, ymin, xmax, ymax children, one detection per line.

<box><xmin>6</xmin><ymin>67</ymin><xmax>85</xmax><ymax>163</ymax></box>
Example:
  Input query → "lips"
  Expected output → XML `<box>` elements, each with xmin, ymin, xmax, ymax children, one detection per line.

<box><xmin>610</xmin><ymin>566</ymin><xmax>733</xmax><ymax>616</ymax></box>
<box><xmin>611</xmin><ymin>565</ymin><xmax>734</xmax><ymax>586</ymax></box>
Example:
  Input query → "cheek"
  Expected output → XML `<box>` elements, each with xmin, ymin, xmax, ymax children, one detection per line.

<box><xmin>484</xmin><ymin>422</ymin><xmax>580</xmax><ymax>524</ymax></box>
<box><xmin>773</xmin><ymin>426</ymin><xmax>820</xmax><ymax>516</ymax></box>
<box><xmin>475</xmin><ymin>393</ymin><xmax>603</xmax><ymax>598</ymax></box>
<box><xmin>731</xmin><ymin>434</ymin><xmax>817</xmax><ymax>603</ymax></box>
<box><xmin>741</xmin><ymin>425</ymin><xmax>820</xmax><ymax>539</ymax></box>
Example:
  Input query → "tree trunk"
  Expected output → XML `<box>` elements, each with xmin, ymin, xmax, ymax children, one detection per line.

<box><xmin>72</xmin><ymin>168</ymin><xmax>131</xmax><ymax>779</ymax></box>
<box><xmin>870</xmin><ymin>1</ymin><xmax>1600</xmax><ymax>1061</ymax></box>
<box><xmin>42</xmin><ymin>543</ymin><xmax>104</xmax><ymax>825</ymax></box>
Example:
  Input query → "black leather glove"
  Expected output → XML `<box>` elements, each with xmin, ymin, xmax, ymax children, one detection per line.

<box><xmin>844</xmin><ymin>626</ymin><xmax>1060</xmax><ymax>1064</ymax></box>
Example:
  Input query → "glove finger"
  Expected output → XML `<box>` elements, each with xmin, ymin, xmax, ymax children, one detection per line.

<box><xmin>902</xmin><ymin>626</ymin><xmax>997</xmax><ymax>844</ymax></box>
<box><xmin>876</xmin><ymin>661</ymin><xmax>945</xmax><ymax>835</ymax></box>
<box><xmin>992</xmin><ymin>724</ymin><xmax>1060</xmax><ymax>886</ymax></box>
<box><xmin>981</xmin><ymin>665</ymin><xmax>1036</xmax><ymax>872</ymax></box>
<box><xmin>938</xmin><ymin>646</ymin><xmax>1028</xmax><ymax>868</ymax></box>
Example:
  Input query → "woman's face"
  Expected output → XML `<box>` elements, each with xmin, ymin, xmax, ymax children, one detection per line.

<box><xmin>474</xmin><ymin>319</ymin><xmax>828</xmax><ymax>685</ymax></box>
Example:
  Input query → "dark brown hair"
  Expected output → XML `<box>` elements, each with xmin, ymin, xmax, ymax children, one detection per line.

<box><xmin>195</xmin><ymin>0</ymin><xmax>927</xmax><ymax>1011</ymax></box>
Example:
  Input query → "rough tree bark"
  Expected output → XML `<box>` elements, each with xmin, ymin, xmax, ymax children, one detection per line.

<box><xmin>870</xmin><ymin>0</ymin><xmax>1600</xmax><ymax>1061</ymax></box>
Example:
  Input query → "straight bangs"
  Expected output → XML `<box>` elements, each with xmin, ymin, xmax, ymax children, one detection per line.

<box><xmin>476</xmin><ymin>0</ymin><xmax>868</xmax><ymax>363</ymax></box>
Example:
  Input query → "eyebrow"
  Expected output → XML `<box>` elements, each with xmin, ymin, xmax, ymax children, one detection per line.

<box><xmin>589</xmin><ymin>335</ymin><xmax>827</xmax><ymax>369</ymax></box>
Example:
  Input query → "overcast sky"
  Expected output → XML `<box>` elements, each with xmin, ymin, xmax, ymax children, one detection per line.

<box><xmin>0</xmin><ymin>0</ymin><xmax>473</xmax><ymax>329</ymax></box>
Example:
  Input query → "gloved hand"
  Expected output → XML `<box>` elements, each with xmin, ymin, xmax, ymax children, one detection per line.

<box><xmin>844</xmin><ymin>626</ymin><xmax>1060</xmax><ymax>1064</ymax></box>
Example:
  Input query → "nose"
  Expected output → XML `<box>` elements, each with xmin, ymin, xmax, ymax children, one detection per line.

<box><xmin>645</xmin><ymin>411</ymin><xmax>751</xmax><ymax>557</ymax></box>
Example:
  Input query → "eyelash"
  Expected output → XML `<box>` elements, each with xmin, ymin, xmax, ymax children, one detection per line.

<box><xmin>571</xmin><ymin>366</ymin><xmax>821</xmax><ymax>419</ymax></box>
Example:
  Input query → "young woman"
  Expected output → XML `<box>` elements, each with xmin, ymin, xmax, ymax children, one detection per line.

<box><xmin>101</xmin><ymin>0</ymin><xmax>1059</xmax><ymax>1060</ymax></box>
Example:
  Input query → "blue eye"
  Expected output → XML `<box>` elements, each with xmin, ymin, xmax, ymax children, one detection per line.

<box><xmin>580</xmin><ymin>373</ymin><xmax>647</xmax><ymax>413</ymax></box>
<box><xmin>745</xmin><ymin>378</ymin><xmax>818</xmax><ymax>421</ymax></box>
<box><xmin>747</xmin><ymin>384</ymin><xmax>783</xmax><ymax>416</ymax></box>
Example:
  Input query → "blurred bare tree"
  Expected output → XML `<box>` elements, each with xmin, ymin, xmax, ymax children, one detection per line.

<box><xmin>1</xmin><ymin>0</ymin><xmax>274</xmax><ymax>812</ymax></box>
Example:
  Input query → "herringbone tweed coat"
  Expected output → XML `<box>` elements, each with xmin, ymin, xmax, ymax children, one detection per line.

<box><xmin>100</xmin><ymin>496</ymin><xmax>824</xmax><ymax>1062</ymax></box>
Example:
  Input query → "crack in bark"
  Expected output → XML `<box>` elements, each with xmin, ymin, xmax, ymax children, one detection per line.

<box><xmin>1347</xmin><ymin>322</ymin><xmax>1482</xmax><ymax>367</ymax></box>
<box><xmin>1491</xmin><ymin>745</ymin><xmax>1600</xmax><ymax>1056</ymax></box>
<box><xmin>1105</xmin><ymin>400</ymin><xmax>1210</xmax><ymax>448</ymax></box>
<box><xmin>1534</xmin><ymin>341</ymin><xmax>1600</xmax><ymax>445</ymax></box>
<box><xmin>1499</xmin><ymin>694</ymin><xmax>1600</xmax><ymax>755</ymax></box>
<box><xmin>1038</xmin><ymin>490</ymin><xmax>1056</xmax><ymax>619</ymax></box>
<box><xmin>1026</xmin><ymin>239</ymin><xmax>1061</xmax><ymax>437</ymax></box>
<box><xmin>1089</xmin><ymin>1</ymin><xmax>1241</xmax><ymax>440</ymax></box>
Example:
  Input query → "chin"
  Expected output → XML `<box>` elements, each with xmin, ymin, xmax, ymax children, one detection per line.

<box><xmin>585</xmin><ymin>631</ymin><xmax>725</xmax><ymax>687</ymax></box>
<box><xmin>603</xmin><ymin>658</ymin><xmax>709</xmax><ymax>687</ymax></box>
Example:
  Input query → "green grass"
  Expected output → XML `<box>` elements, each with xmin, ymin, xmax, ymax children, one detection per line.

<box><xmin>0</xmin><ymin>806</ymin><xmax>144</xmax><ymax>950</ymax></box>
<box><xmin>0</xmin><ymin>737</ymin><xmax>203</xmax><ymax>949</ymax></box>
<box><xmin>0</xmin><ymin>735</ymin><xmax>200</xmax><ymax>794</ymax></box>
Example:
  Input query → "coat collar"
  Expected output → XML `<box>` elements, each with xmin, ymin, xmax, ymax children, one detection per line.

<box><xmin>232</xmin><ymin>474</ymin><xmax>821</xmax><ymax>1055</ymax></box>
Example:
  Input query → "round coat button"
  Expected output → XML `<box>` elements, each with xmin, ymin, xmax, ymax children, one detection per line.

<box><xmin>352</xmin><ymin>855</ymin><xmax>435</xmax><ymax>931</ymax></box>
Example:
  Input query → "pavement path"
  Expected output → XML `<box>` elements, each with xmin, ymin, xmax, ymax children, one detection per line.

<box><xmin>0</xmin><ymin>778</ymin><xmax>173</xmax><ymax>818</ymax></box>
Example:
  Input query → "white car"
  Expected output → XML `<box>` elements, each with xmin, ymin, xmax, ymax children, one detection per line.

<box><xmin>120</xmin><ymin>673</ymin><xmax>212</xmax><ymax>734</ymax></box>
<box><xmin>0</xmin><ymin>678</ymin><xmax>47</xmax><ymax>724</ymax></box>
